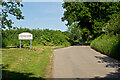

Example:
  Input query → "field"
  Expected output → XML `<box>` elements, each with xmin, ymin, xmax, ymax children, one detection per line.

<box><xmin>2</xmin><ymin>46</ymin><xmax>64</xmax><ymax>80</ymax></box>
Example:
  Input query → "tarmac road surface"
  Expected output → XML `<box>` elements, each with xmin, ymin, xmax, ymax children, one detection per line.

<box><xmin>52</xmin><ymin>46</ymin><xmax>120</xmax><ymax>78</ymax></box>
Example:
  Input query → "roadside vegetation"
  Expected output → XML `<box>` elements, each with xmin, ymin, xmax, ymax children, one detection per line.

<box><xmin>90</xmin><ymin>34</ymin><xmax>120</xmax><ymax>60</ymax></box>
<box><xmin>2</xmin><ymin>46</ymin><xmax>64</xmax><ymax>79</ymax></box>
<box><xmin>90</xmin><ymin>13</ymin><xmax>120</xmax><ymax>60</ymax></box>
<box><xmin>2</xmin><ymin>28</ymin><xmax>70</xmax><ymax>47</ymax></box>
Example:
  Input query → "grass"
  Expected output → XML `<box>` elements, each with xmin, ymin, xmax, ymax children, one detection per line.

<box><xmin>2</xmin><ymin>46</ymin><xmax>65</xmax><ymax>79</ymax></box>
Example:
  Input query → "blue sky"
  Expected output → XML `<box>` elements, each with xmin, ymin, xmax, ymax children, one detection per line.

<box><xmin>9</xmin><ymin>2</ymin><xmax>68</xmax><ymax>31</ymax></box>
<box><xmin>22</xmin><ymin>0</ymin><xmax>63</xmax><ymax>2</ymax></box>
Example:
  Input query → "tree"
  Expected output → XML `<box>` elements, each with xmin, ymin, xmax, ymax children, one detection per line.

<box><xmin>1</xmin><ymin>0</ymin><xmax>24</xmax><ymax>29</ymax></box>
<box><xmin>68</xmin><ymin>22</ymin><xmax>92</xmax><ymax>43</ymax></box>
<box><xmin>62</xmin><ymin>2</ymin><xmax>120</xmax><ymax>40</ymax></box>
<box><xmin>68</xmin><ymin>22</ymin><xmax>81</xmax><ymax>41</ymax></box>
<box><xmin>104</xmin><ymin>12</ymin><xmax>120</xmax><ymax>34</ymax></box>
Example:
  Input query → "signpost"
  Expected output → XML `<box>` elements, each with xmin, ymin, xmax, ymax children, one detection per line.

<box><xmin>19</xmin><ymin>32</ymin><xmax>33</xmax><ymax>49</ymax></box>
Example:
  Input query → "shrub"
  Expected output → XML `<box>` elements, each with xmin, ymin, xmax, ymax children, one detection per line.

<box><xmin>2</xmin><ymin>39</ymin><xmax>7</xmax><ymax>48</ymax></box>
<box><xmin>2</xmin><ymin>28</ymin><xmax>70</xmax><ymax>47</ymax></box>
<box><xmin>90</xmin><ymin>34</ymin><xmax>120</xmax><ymax>60</ymax></box>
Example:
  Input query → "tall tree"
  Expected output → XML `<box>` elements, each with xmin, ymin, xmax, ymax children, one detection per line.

<box><xmin>1</xmin><ymin>0</ymin><xmax>24</xmax><ymax>29</ymax></box>
<box><xmin>105</xmin><ymin>12</ymin><xmax>120</xmax><ymax>34</ymax></box>
<box><xmin>68</xmin><ymin>22</ymin><xmax>81</xmax><ymax>41</ymax></box>
<box><xmin>62</xmin><ymin>2</ymin><xmax>120</xmax><ymax>40</ymax></box>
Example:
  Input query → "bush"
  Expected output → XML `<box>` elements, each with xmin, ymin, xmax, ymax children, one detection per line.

<box><xmin>90</xmin><ymin>34</ymin><xmax>120</xmax><ymax>60</ymax></box>
<box><xmin>2</xmin><ymin>28</ymin><xmax>70</xmax><ymax>47</ymax></box>
<box><xmin>104</xmin><ymin>12</ymin><xmax>120</xmax><ymax>34</ymax></box>
<box><xmin>2</xmin><ymin>40</ymin><xmax>7</xmax><ymax>48</ymax></box>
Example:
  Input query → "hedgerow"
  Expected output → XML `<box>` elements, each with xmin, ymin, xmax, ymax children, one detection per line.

<box><xmin>90</xmin><ymin>13</ymin><xmax>120</xmax><ymax>60</ymax></box>
<box><xmin>2</xmin><ymin>28</ymin><xmax>70</xmax><ymax>47</ymax></box>
<box><xmin>90</xmin><ymin>34</ymin><xmax>120</xmax><ymax>60</ymax></box>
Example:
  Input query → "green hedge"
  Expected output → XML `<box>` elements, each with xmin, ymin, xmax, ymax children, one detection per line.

<box><xmin>2</xmin><ymin>28</ymin><xmax>70</xmax><ymax>47</ymax></box>
<box><xmin>90</xmin><ymin>34</ymin><xmax>120</xmax><ymax>60</ymax></box>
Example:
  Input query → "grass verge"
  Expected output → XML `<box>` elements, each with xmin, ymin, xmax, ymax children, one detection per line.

<box><xmin>2</xmin><ymin>46</ymin><xmax>64</xmax><ymax>79</ymax></box>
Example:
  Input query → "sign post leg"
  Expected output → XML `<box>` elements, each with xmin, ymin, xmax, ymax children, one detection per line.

<box><xmin>30</xmin><ymin>40</ymin><xmax>32</xmax><ymax>49</ymax></box>
<box><xmin>20</xmin><ymin>40</ymin><xmax>21</xmax><ymax>48</ymax></box>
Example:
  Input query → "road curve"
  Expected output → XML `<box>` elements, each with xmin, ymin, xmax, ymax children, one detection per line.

<box><xmin>52</xmin><ymin>46</ymin><xmax>120</xmax><ymax>78</ymax></box>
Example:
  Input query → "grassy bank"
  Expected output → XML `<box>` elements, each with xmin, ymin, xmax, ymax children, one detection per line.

<box><xmin>2</xmin><ymin>46</ymin><xmax>64</xmax><ymax>79</ymax></box>
<box><xmin>90</xmin><ymin>34</ymin><xmax>120</xmax><ymax>60</ymax></box>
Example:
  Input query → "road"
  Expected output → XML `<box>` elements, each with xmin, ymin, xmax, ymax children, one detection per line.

<box><xmin>52</xmin><ymin>46</ymin><xmax>120</xmax><ymax>78</ymax></box>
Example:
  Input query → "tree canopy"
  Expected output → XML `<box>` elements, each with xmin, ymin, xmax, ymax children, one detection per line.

<box><xmin>1</xmin><ymin>0</ymin><xmax>24</xmax><ymax>29</ymax></box>
<box><xmin>104</xmin><ymin>12</ymin><xmax>120</xmax><ymax>34</ymax></box>
<box><xmin>62</xmin><ymin>2</ymin><xmax>120</xmax><ymax>41</ymax></box>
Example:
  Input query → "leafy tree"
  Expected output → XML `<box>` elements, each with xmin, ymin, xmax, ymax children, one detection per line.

<box><xmin>62</xmin><ymin>2</ymin><xmax>120</xmax><ymax>40</ymax></box>
<box><xmin>68</xmin><ymin>22</ymin><xmax>92</xmax><ymax>43</ymax></box>
<box><xmin>104</xmin><ymin>12</ymin><xmax>120</xmax><ymax>34</ymax></box>
<box><xmin>1</xmin><ymin>0</ymin><xmax>24</xmax><ymax>29</ymax></box>
<box><xmin>62</xmin><ymin>31</ymin><xmax>71</xmax><ymax>40</ymax></box>
<box><xmin>68</xmin><ymin>22</ymin><xmax>81</xmax><ymax>41</ymax></box>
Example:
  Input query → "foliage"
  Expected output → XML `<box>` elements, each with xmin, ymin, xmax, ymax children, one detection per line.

<box><xmin>1</xmin><ymin>1</ymin><xmax>24</xmax><ymax>29</ymax></box>
<box><xmin>65</xmin><ymin>22</ymin><xmax>92</xmax><ymax>43</ymax></box>
<box><xmin>68</xmin><ymin>23</ymin><xmax>81</xmax><ymax>41</ymax></box>
<box><xmin>62</xmin><ymin>31</ymin><xmax>71</xmax><ymax>40</ymax></box>
<box><xmin>90</xmin><ymin>11</ymin><xmax>120</xmax><ymax>60</ymax></box>
<box><xmin>90</xmin><ymin>34</ymin><xmax>120</xmax><ymax>60</ymax></box>
<box><xmin>104</xmin><ymin>12</ymin><xmax>120</xmax><ymax>34</ymax></box>
<box><xmin>2</xmin><ymin>28</ymin><xmax>70</xmax><ymax>47</ymax></box>
<box><xmin>62</xmin><ymin>2</ymin><xmax>120</xmax><ymax>40</ymax></box>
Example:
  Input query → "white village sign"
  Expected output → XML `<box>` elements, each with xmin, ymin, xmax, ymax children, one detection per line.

<box><xmin>19</xmin><ymin>32</ymin><xmax>33</xmax><ymax>49</ymax></box>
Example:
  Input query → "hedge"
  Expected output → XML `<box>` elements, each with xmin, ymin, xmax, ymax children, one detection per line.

<box><xmin>2</xmin><ymin>28</ymin><xmax>70</xmax><ymax>47</ymax></box>
<box><xmin>90</xmin><ymin>34</ymin><xmax>120</xmax><ymax>60</ymax></box>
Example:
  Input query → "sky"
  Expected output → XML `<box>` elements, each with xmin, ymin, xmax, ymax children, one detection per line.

<box><xmin>9</xmin><ymin>2</ymin><xmax>68</xmax><ymax>31</ymax></box>
<box><xmin>22</xmin><ymin>0</ymin><xmax>63</xmax><ymax>2</ymax></box>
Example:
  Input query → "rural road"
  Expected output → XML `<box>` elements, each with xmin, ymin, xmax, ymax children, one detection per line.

<box><xmin>52</xmin><ymin>46</ymin><xmax>120</xmax><ymax>78</ymax></box>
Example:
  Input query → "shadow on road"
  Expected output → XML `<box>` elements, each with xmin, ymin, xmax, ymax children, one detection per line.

<box><xmin>95</xmin><ymin>55</ymin><xmax>120</xmax><ymax>78</ymax></box>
